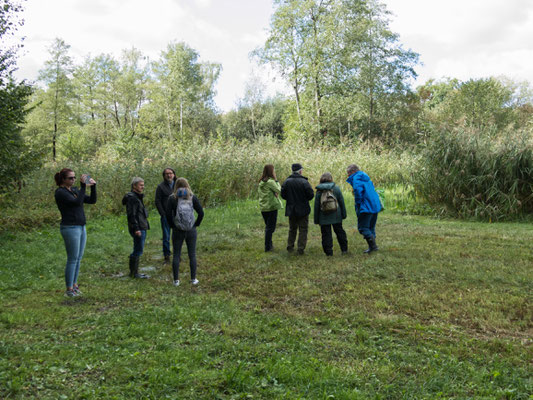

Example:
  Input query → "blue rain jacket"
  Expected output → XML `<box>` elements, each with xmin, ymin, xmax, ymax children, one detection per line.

<box><xmin>346</xmin><ymin>171</ymin><xmax>382</xmax><ymax>215</ymax></box>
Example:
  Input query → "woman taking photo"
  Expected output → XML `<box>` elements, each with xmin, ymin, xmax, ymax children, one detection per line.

<box><xmin>258</xmin><ymin>164</ymin><xmax>283</xmax><ymax>252</ymax></box>
<box><xmin>54</xmin><ymin>168</ymin><xmax>97</xmax><ymax>297</ymax></box>
<box><xmin>165</xmin><ymin>178</ymin><xmax>204</xmax><ymax>286</ymax></box>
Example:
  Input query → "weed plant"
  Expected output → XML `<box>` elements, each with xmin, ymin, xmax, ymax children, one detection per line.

<box><xmin>0</xmin><ymin>137</ymin><xmax>414</xmax><ymax>232</ymax></box>
<box><xmin>414</xmin><ymin>127</ymin><xmax>533</xmax><ymax>220</ymax></box>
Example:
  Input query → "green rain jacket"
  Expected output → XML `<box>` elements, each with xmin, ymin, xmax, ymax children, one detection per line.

<box><xmin>258</xmin><ymin>178</ymin><xmax>283</xmax><ymax>212</ymax></box>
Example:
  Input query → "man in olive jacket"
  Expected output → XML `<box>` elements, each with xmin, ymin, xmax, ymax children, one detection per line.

<box><xmin>281</xmin><ymin>163</ymin><xmax>315</xmax><ymax>255</ymax></box>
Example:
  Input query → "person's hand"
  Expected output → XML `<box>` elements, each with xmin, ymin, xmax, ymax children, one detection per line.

<box><xmin>88</xmin><ymin>177</ymin><xmax>96</xmax><ymax>185</ymax></box>
<box><xmin>135</xmin><ymin>230</ymin><xmax>141</xmax><ymax>237</ymax></box>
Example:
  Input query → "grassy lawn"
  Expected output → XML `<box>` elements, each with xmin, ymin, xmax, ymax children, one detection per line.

<box><xmin>1</xmin><ymin>198</ymin><xmax>531</xmax><ymax>399</ymax></box>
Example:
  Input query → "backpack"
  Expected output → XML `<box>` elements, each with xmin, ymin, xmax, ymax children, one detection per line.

<box><xmin>173</xmin><ymin>195</ymin><xmax>195</xmax><ymax>231</ymax></box>
<box><xmin>320</xmin><ymin>189</ymin><xmax>338</xmax><ymax>214</ymax></box>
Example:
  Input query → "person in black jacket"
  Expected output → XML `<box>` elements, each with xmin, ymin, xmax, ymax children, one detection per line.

<box><xmin>165</xmin><ymin>177</ymin><xmax>204</xmax><ymax>287</ymax></box>
<box><xmin>54</xmin><ymin>168</ymin><xmax>97</xmax><ymax>297</ymax></box>
<box><xmin>281</xmin><ymin>163</ymin><xmax>314</xmax><ymax>255</ymax></box>
<box><xmin>155</xmin><ymin>167</ymin><xmax>176</xmax><ymax>263</ymax></box>
<box><xmin>122</xmin><ymin>177</ymin><xmax>150</xmax><ymax>279</ymax></box>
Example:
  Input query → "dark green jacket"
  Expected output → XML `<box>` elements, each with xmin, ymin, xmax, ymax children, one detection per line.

<box><xmin>313</xmin><ymin>182</ymin><xmax>347</xmax><ymax>225</ymax></box>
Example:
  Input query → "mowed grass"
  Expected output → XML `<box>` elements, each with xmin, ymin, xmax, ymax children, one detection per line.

<box><xmin>0</xmin><ymin>197</ymin><xmax>532</xmax><ymax>399</ymax></box>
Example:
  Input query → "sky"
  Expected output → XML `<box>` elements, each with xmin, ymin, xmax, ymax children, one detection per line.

<box><xmin>11</xmin><ymin>0</ymin><xmax>533</xmax><ymax>112</ymax></box>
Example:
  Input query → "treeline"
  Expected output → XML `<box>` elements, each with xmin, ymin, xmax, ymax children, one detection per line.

<box><xmin>1</xmin><ymin>0</ymin><xmax>533</xmax><ymax>219</ymax></box>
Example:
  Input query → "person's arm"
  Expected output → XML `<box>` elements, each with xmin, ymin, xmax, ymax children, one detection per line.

<box><xmin>155</xmin><ymin>185</ymin><xmax>164</xmax><ymax>216</ymax></box>
<box><xmin>337</xmin><ymin>187</ymin><xmax>347</xmax><ymax>219</ymax></box>
<box><xmin>165</xmin><ymin>195</ymin><xmax>176</xmax><ymax>229</ymax></box>
<box><xmin>352</xmin><ymin>183</ymin><xmax>363</xmax><ymax>214</ymax></box>
<box><xmin>313</xmin><ymin>192</ymin><xmax>320</xmax><ymax>224</ymax></box>
<box><xmin>192</xmin><ymin>195</ymin><xmax>204</xmax><ymax>227</ymax></box>
<box><xmin>126</xmin><ymin>197</ymin><xmax>140</xmax><ymax>233</ymax></box>
<box><xmin>266</xmin><ymin>179</ymin><xmax>281</xmax><ymax>195</ymax></box>
<box><xmin>84</xmin><ymin>184</ymin><xmax>97</xmax><ymax>204</ymax></box>
<box><xmin>55</xmin><ymin>186</ymin><xmax>86</xmax><ymax>207</ymax></box>
<box><xmin>305</xmin><ymin>181</ymin><xmax>315</xmax><ymax>201</ymax></box>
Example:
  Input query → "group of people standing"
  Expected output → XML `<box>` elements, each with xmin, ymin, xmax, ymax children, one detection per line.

<box><xmin>53</xmin><ymin>163</ymin><xmax>381</xmax><ymax>298</ymax></box>
<box><xmin>258</xmin><ymin>163</ymin><xmax>382</xmax><ymax>257</ymax></box>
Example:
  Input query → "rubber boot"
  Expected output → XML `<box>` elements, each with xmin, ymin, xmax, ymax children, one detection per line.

<box><xmin>131</xmin><ymin>255</ymin><xmax>149</xmax><ymax>279</ymax></box>
<box><xmin>363</xmin><ymin>237</ymin><xmax>379</xmax><ymax>254</ymax></box>
<box><xmin>129</xmin><ymin>255</ymin><xmax>136</xmax><ymax>277</ymax></box>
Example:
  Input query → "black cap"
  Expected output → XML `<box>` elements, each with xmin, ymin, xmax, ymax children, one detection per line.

<box><xmin>291</xmin><ymin>163</ymin><xmax>303</xmax><ymax>172</ymax></box>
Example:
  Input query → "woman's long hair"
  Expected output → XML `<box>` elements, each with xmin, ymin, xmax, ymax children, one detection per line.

<box><xmin>54</xmin><ymin>168</ymin><xmax>74</xmax><ymax>186</ymax></box>
<box><xmin>260</xmin><ymin>164</ymin><xmax>276</xmax><ymax>182</ymax></box>
<box><xmin>173</xmin><ymin>177</ymin><xmax>193</xmax><ymax>200</ymax></box>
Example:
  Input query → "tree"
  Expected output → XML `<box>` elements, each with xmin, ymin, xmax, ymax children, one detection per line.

<box><xmin>38</xmin><ymin>38</ymin><xmax>74</xmax><ymax>160</ymax></box>
<box><xmin>0</xmin><ymin>0</ymin><xmax>35</xmax><ymax>190</ymax></box>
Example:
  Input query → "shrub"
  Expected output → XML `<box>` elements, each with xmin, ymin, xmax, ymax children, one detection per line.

<box><xmin>413</xmin><ymin>127</ymin><xmax>533</xmax><ymax>220</ymax></box>
<box><xmin>0</xmin><ymin>136</ymin><xmax>413</xmax><ymax>231</ymax></box>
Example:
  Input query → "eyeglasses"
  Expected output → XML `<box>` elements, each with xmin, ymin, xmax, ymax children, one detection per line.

<box><xmin>66</xmin><ymin>176</ymin><xmax>76</xmax><ymax>180</ymax></box>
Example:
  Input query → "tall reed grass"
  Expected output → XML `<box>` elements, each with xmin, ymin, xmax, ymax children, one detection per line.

<box><xmin>1</xmin><ymin>137</ymin><xmax>414</xmax><ymax>231</ymax></box>
<box><xmin>413</xmin><ymin>127</ymin><xmax>533</xmax><ymax>220</ymax></box>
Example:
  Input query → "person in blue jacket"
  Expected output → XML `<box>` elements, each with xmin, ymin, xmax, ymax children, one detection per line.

<box><xmin>346</xmin><ymin>164</ymin><xmax>382</xmax><ymax>253</ymax></box>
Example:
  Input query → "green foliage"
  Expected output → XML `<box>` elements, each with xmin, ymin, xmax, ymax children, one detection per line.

<box><xmin>0</xmin><ymin>203</ymin><xmax>531</xmax><ymax>398</ymax></box>
<box><xmin>0</xmin><ymin>0</ymin><xmax>39</xmax><ymax>191</ymax></box>
<box><xmin>414</xmin><ymin>127</ymin><xmax>533</xmax><ymax>220</ymax></box>
<box><xmin>0</xmin><ymin>137</ymin><xmax>414</xmax><ymax>231</ymax></box>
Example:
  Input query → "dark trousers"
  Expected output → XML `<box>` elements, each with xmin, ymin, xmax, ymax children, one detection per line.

<box><xmin>160</xmin><ymin>215</ymin><xmax>171</xmax><ymax>256</ymax></box>
<box><xmin>171</xmin><ymin>228</ymin><xmax>197</xmax><ymax>281</ymax></box>
<box><xmin>320</xmin><ymin>223</ymin><xmax>348</xmax><ymax>255</ymax></box>
<box><xmin>287</xmin><ymin>215</ymin><xmax>309</xmax><ymax>252</ymax></box>
<box><xmin>261</xmin><ymin>210</ymin><xmax>278</xmax><ymax>251</ymax></box>
<box><xmin>131</xmin><ymin>230</ymin><xmax>146</xmax><ymax>257</ymax></box>
<box><xmin>357</xmin><ymin>212</ymin><xmax>378</xmax><ymax>239</ymax></box>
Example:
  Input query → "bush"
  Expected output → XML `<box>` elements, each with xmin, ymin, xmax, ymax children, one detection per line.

<box><xmin>0</xmin><ymin>136</ymin><xmax>413</xmax><ymax>231</ymax></box>
<box><xmin>413</xmin><ymin>127</ymin><xmax>533</xmax><ymax>220</ymax></box>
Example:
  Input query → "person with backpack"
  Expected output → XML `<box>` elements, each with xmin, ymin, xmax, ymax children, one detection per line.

<box><xmin>54</xmin><ymin>168</ymin><xmax>97</xmax><ymax>297</ymax></box>
<box><xmin>346</xmin><ymin>164</ymin><xmax>383</xmax><ymax>253</ymax></box>
<box><xmin>165</xmin><ymin>177</ymin><xmax>204</xmax><ymax>286</ymax></box>
<box><xmin>281</xmin><ymin>163</ymin><xmax>315</xmax><ymax>255</ymax></box>
<box><xmin>314</xmin><ymin>172</ymin><xmax>348</xmax><ymax>256</ymax></box>
<box><xmin>122</xmin><ymin>177</ymin><xmax>150</xmax><ymax>279</ymax></box>
<box><xmin>155</xmin><ymin>167</ymin><xmax>176</xmax><ymax>263</ymax></box>
<box><xmin>258</xmin><ymin>164</ymin><xmax>283</xmax><ymax>252</ymax></box>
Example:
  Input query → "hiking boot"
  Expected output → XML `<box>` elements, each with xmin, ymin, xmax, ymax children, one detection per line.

<box><xmin>173</xmin><ymin>280</ymin><xmax>180</xmax><ymax>286</ymax></box>
<box><xmin>363</xmin><ymin>237</ymin><xmax>379</xmax><ymax>254</ymax></box>
<box><xmin>191</xmin><ymin>279</ymin><xmax>199</xmax><ymax>285</ymax></box>
<box><xmin>164</xmin><ymin>255</ymin><xmax>171</xmax><ymax>263</ymax></box>
<box><xmin>297</xmin><ymin>249</ymin><xmax>305</xmax><ymax>255</ymax></box>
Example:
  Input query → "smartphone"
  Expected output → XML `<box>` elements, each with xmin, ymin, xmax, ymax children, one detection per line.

<box><xmin>85</xmin><ymin>175</ymin><xmax>91</xmax><ymax>184</ymax></box>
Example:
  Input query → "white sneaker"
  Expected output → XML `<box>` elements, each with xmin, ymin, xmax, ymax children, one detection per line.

<box><xmin>191</xmin><ymin>279</ymin><xmax>199</xmax><ymax>285</ymax></box>
<box><xmin>173</xmin><ymin>280</ymin><xmax>180</xmax><ymax>286</ymax></box>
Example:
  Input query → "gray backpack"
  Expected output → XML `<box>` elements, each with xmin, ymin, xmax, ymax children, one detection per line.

<box><xmin>320</xmin><ymin>189</ymin><xmax>338</xmax><ymax>214</ymax></box>
<box><xmin>173</xmin><ymin>196</ymin><xmax>195</xmax><ymax>231</ymax></box>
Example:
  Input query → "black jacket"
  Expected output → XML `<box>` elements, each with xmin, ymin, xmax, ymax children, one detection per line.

<box><xmin>155</xmin><ymin>180</ymin><xmax>175</xmax><ymax>216</ymax></box>
<box><xmin>280</xmin><ymin>173</ymin><xmax>314</xmax><ymax>217</ymax></box>
<box><xmin>122</xmin><ymin>191</ymin><xmax>150</xmax><ymax>236</ymax></box>
<box><xmin>165</xmin><ymin>194</ymin><xmax>204</xmax><ymax>230</ymax></box>
<box><xmin>55</xmin><ymin>184</ymin><xmax>97</xmax><ymax>226</ymax></box>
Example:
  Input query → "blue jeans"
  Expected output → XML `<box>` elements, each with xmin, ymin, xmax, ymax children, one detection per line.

<box><xmin>131</xmin><ymin>230</ymin><xmax>147</xmax><ymax>257</ymax></box>
<box><xmin>60</xmin><ymin>225</ymin><xmax>87</xmax><ymax>289</ymax></box>
<box><xmin>172</xmin><ymin>228</ymin><xmax>197</xmax><ymax>281</ymax></box>
<box><xmin>161</xmin><ymin>216</ymin><xmax>171</xmax><ymax>256</ymax></box>
<box><xmin>357</xmin><ymin>212</ymin><xmax>378</xmax><ymax>239</ymax></box>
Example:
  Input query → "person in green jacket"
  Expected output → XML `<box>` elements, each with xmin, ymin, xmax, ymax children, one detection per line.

<box><xmin>314</xmin><ymin>172</ymin><xmax>348</xmax><ymax>256</ymax></box>
<box><xmin>258</xmin><ymin>164</ymin><xmax>283</xmax><ymax>252</ymax></box>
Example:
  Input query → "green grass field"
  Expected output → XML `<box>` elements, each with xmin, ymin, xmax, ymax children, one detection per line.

<box><xmin>1</xmin><ymin>198</ymin><xmax>531</xmax><ymax>399</ymax></box>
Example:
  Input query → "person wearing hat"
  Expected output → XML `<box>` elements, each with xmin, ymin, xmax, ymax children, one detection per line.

<box><xmin>155</xmin><ymin>167</ymin><xmax>177</xmax><ymax>263</ymax></box>
<box><xmin>280</xmin><ymin>163</ymin><xmax>315</xmax><ymax>255</ymax></box>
